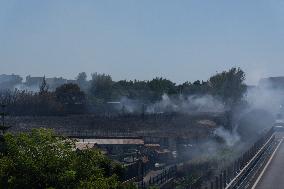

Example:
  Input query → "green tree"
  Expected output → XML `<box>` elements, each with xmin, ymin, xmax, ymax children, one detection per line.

<box><xmin>179</xmin><ymin>80</ymin><xmax>209</xmax><ymax>95</ymax></box>
<box><xmin>147</xmin><ymin>77</ymin><xmax>177</xmax><ymax>101</ymax></box>
<box><xmin>76</xmin><ymin>72</ymin><xmax>88</xmax><ymax>91</ymax></box>
<box><xmin>39</xmin><ymin>76</ymin><xmax>49</xmax><ymax>95</ymax></box>
<box><xmin>55</xmin><ymin>84</ymin><xmax>85</xmax><ymax>105</ymax></box>
<box><xmin>76</xmin><ymin>72</ymin><xmax>87</xmax><ymax>83</ymax></box>
<box><xmin>55</xmin><ymin>84</ymin><xmax>86</xmax><ymax>114</ymax></box>
<box><xmin>89</xmin><ymin>73</ymin><xmax>113</xmax><ymax>102</ymax></box>
<box><xmin>0</xmin><ymin>129</ymin><xmax>133</xmax><ymax>189</ymax></box>
<box><xmin>208</xmin><ymin>67</ymin><xmax>247</xmax><ymax>105</ymax></box>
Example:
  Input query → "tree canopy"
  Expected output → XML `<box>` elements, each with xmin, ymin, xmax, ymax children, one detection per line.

<box><xmin>208</xmin><ymin>68</ymin><xmax>246</xmax><ymax>105</ymax></box>
<box><xmin>0</xmin><ymin>67</ymin><xmax>247</xmax><ymax>116</ymax></box>
<box><xmin>0</xmin><ymin>129</ymin><xmax>134</xmax><ymax>189</ymax></box>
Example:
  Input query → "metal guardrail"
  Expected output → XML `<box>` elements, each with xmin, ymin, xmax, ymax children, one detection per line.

<box><xmin>202</xmin><ymin>128</ymin><xmax>276</xmax><ymax>189</ymax></box>
<box><xmin>227</xmin><ymin>136</ymin><xmax>277</xmax><ymax>189</ymax></box>
<box><xmin>136</xmin><ymin>128</ymin><xmax>276</xmax><ymax>189</ymax></box>
<box><xmin>237</xmin><ymin>140</ymin><xmax>278</xmax><ymax>189</ymax></box>
<box><xmin>225</xmin><ymin>135</ymin><xmax>275</xmax><ymax>189</ymax></box>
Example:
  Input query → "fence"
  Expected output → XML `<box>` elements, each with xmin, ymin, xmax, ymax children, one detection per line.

<box><xmin>138</xmin><ymin>165</ymin><xmax>177</xmax><ymax>189</ymax></box>
<box><xmin>138</xmin><ymin>128</ymin><xmax>276</xmax><ymax>189</ymax></box>
<box><xmin>201</xmin><ymin>128</ymin><xmax>276</xmax><ymax>189</ymax></box>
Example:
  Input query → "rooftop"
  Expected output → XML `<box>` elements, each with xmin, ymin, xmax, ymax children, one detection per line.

<box><xmin>77</xmin><ymin>138</ymin><xmax>144</xmax><ymax>145</ymax></box>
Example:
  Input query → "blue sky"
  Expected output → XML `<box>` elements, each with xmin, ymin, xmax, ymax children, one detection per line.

<box><xmin>1</xmin><ymin>0</ymin><xmax>284</xmax><ymax>84</ymax></box>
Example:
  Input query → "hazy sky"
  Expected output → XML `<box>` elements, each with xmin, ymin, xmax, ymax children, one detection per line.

<box><xmin>1</xmin><ymin>1</ymin><xmax>284</xmax><ymax>84</ymax></box>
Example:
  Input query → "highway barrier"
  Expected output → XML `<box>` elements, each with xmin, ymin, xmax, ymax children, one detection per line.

<box><xmin>203</xmin><ymin>128</ymin><xmax>277</xmax><ymax>189</ymax></box>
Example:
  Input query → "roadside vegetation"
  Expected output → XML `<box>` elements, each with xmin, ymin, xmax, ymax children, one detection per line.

<box><xmin>0</xmin><ymin>129</ymin><xmax>136</xmax><ymax>189</ymax></box>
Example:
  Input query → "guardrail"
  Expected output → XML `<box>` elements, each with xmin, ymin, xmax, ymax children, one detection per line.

<box><xmin>136</xmin><ymin>128</ymin><xmax>276</xmax><ymax>189</ymax></box>
<box><xmin>202</xmin><ymin>128</ymin><xmax>276</xmax><ymax>189</ymax></box>
<box><xmin>237</xmin><ymin>139</ymin><xmax>278</xmax><ymax>189</ymax></box>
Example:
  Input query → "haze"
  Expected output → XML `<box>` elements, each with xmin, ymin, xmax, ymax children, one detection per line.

<box><xmin>1</xmin><ymin>0</ymin><xmax>284</xmax><ymax>84</ymax></box>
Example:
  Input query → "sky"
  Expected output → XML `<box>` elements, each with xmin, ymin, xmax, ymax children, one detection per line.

<box><xmin>1</xmin><ymin>0</ymin><xmax>284</xmax><ymax>85</ymax></box>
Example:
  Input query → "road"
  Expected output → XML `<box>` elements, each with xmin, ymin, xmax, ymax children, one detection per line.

<box><xmin>254</xmin><ymin>133</ymin><xmax>284</xmax><ymax>189</ymax></box>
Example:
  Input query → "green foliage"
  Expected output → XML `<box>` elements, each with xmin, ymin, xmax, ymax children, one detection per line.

<box><xmin>148</xmin><ymin>77</ymin><xmax>177</xmax><ymax>101</ymax></box>
<box><xmin>174</xmin><ymin>174</ymin><xmax>200</xmax><ymax>189</ymax></box>
<box><xmin>88</xmin><ymin>68</ymin><xmax>246</xmax><ymax>105</ymax></box>
<box><xmin>108</xmin><ymin>77</ymin><xmax>178</xmax><ymax>102</ymax></box>
<box><xmin>112</xmin><ymin>80</ymin><xmax>152</xmax><ymax>102</ymax></box>
<box><xmin>39</xmin><ymin>76</ymin><xmax>49</xmax><ymax>95</ymax></box>
<box><xmin>0</xmin><ymin>129</ymin><xmax>134</xmax><ymax>189</ymax></box>
<box><xmin>76</xmin><ymin>72</ymin><xmax>89</xmax><ymax>91</ymax></box>
<box><xmin>208</xmin><ymin>67</ymin><xmax>246</xmax><ymax>105</ymax></box>
<box><xmin>55</xmin><ymin>84</ymin><xmax>86</xmax><ymax>105</ymax></box>
<box><xmin>181</xmin><ymin>80</ymin><xmax>209</xmax><ymax>95</ymax></box>
<box><xmin>90</xmin><ymin>73</ymin><xmax>113</xmax><ymax>102</ymax></box>
<box><xmin>76</xmin><ymin>72</ymin><xmax>87</xmax><ymax>83</ymax></box>
<box><xmin>1</xmin><ymin>67</ymin><xmax>248</xmax><ymax>116</ymax></box>
<box><xmin>55</xmin><ymin>83</ymin><xmax>86</xmax><ymax>114</ymax></box>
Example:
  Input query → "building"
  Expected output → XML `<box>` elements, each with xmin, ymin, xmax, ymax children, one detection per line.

<box><xmin>259</xmin><ymin>77</ymin><xmax>284</xmax><ymax>90</ymax></box>
<box><xmin>45</xmin><ymin>77</ymin><xmax>67</xmax><ymax>90</ymax></box>
<box><xmin>0</xmin><ymin>74</ymin><xmax>23</xmax><ymax>89</ymax></box>
<box><xmin>76</xmin><ymin>137</ymin><xmax>144</xmax><ymax>155</ymax></box>
<box><xmin>25</xmin><ymin>76</ymin><xmax>70</xmax><ymax>91</ymax></box>
<box><xmin>25</xmin><ymin>76</ymin><xmax>44</xmax><ymax>87</ymax></box>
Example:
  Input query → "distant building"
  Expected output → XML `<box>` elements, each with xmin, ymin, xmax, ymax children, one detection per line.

<box><xmin>76</xmin><ymin>138</ymin><xmax>144</xmax><ymax>154</ymax></box>
<box><xmin>1</xmin><ymin>74</ymin><xmax>84</xmax><ymax>92</ymax></box>
<box><xmin>0</xmin><ymin>74</ymin><xmax>23</xmax><ymax>89</ymax></box>
<box><xmin>25</xmin><ymin>76</ymin><xmax>70</xmax><ymax>91</ymax></box>
<box><xmin>25</xmin><ymin>76</ymin><xmax>44</xmax><ymax>87</ymax></box>
<box><xmin>259</xmin><ymin>77</ymin><xmax>284</xmax><ymax>90</ymax></box>
<box><xmin>45</xmin><ymin>77</ymin><xmax>67</xmax><ymax>90</ymax></box>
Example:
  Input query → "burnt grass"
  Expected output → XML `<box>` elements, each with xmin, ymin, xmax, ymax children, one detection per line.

<box><xmin>6</xmin><ymin>112</ymin><xmax>228</xmax><ymax>138</ymax></box>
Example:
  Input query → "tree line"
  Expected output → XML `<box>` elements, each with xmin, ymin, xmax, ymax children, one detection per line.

<box><xmin>0</xmin><ymin>68</ymin><xmax>247</xmax><ymax>116</ymax></box>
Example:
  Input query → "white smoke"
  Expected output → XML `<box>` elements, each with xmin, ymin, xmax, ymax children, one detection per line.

<box><xmin>214</xmin><ymin>127</ymin><xmax>240</xmax><ymax>147</ymax></box>
<box><xmin>146</xmin><ymin>94</ymin><xmax>178</xmax><ymax>113</ymax></box>
<box><xmin>181</xmin><ymin>95</ymin><xmax>225</xmax><ymax>113</ymax></box>
<box><xmin>228</xmin><ymin>77</ymin><xmax>284</xmax><ymax>145</ymax></box>
<box><xmin>146</xmin><ymin>94</ymin><xmax>226</xmax><ymax>114</ymax></box>
<box><xmin>245</xmin><ymin>83</ymin><xmax>284</xmax><ymax>115</ymax></box>
<box><xmin>119</xmin><ymin>97</ymin><xmax>141</xmax><ymax>113</ymax></box>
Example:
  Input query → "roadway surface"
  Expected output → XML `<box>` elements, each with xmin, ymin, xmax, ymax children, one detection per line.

<box><xmin>255</xmin><ymin>133</ymin><xmax>284</xmax><ymax>189</ymax></box>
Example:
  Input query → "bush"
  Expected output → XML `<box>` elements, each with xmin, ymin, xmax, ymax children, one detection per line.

<box><xmin>0</xmin><ymin>129</ymin><xmax>135</xmax><ymax>189</ymax></box>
